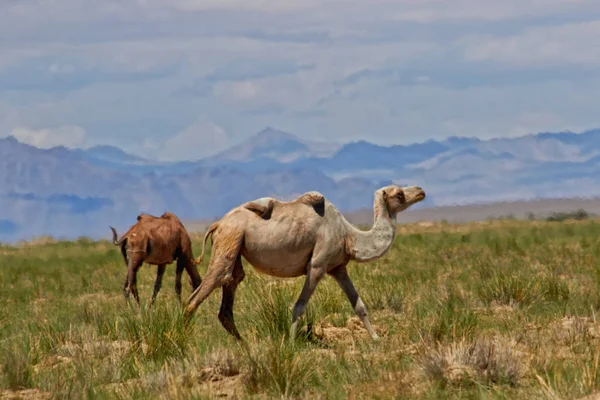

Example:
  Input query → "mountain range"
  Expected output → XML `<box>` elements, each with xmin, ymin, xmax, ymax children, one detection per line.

<box><xmin>1</xmin><ymin>126</ymin><xmax>600</xmax><ymax>243</ymax></box>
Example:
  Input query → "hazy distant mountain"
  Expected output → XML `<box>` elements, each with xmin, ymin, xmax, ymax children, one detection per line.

<box><xmin>298</xmin><ymin>139</ymin><xmax>450</xmax><ymax>178</ymax></box>
<box><xmin>0</xmin><ymin>134</ymin><xmax>378</xmax><ymax>242</ymax></box>
<box><xmin>78</xmin><ymin>145</ymin><xmax>152</xmax><ymax>165</ymax></box>
<box><xmin>209</xmin><ymin>127</ymin><xmax>342</xmax><ymax>163</ymax></box>
<box><xmin>1</xmin><ymin>127</ymin><xmax>600</xmax><ymax>242</ymax></box>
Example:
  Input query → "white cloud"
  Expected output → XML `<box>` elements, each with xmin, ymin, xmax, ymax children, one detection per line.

<box><xmin>389</xmin><ymin>0</ymin><xmax>600</xmax><ymax>22</ymax></box>
<box><xmin>279</xmin><ymin>76</ymin><xmax>600</xmax><ymax>145</ymax></box>
<box><xmin>150</xmin><ymin>0</ymin><xmax>600</xmax><ymax>22</ymax></box>
<box><xmin>464</xmin><ymin>20</ymin><xmax>600</xmax><ymax>67</ymax></box>
<box><xmin>505</xmin><ymin>112</ymin><xmax>565</xmax><ymax>138</ymax></box>
<box><xmin>144</xmin><ymin>117</ymin><xmax>232</xmax><ymax>161</ymax></box>
<box><xmin>8</xmin><ymin>125</ymin><xmax>87</xmax><ymax>149</ymax></box>
<box><xmin>154</xmin><ymin>0</ymin><xmax>320</xmax><ymax>12</ymax></box>
<box><xmin>0</xmin><ymin>0</ymin><xmax>599</xmax><ymax>159</ymax></box>
<box><xmin>213</xmin><ymin>80</ymin><xmax>260</xmax><ymax>103</ymax></box>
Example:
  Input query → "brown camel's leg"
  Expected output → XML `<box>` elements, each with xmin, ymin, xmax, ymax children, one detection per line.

<box><xmin>175</xmin><ymin>259</ymin><xmax>185</xmax><ymax>303</ymax></box>
<box><xmin>218</xmin><ymin>255</ymin><xmax>245</xmax><ymax>340</ymax></box>
<box><xmin>182</xmin><ymin>257</ymin><xmax>202</xmax><ymax>290</ymax></box>
<box><xmin>124</xmin><ymin>253</ymin><xmax>144</xmax><ymax>304</ymax></box>
<box><xmin>184</xmin><ymin>228</ymin><xmax>243</xmax><ymax>319</ymax></box>
<box><xmin>290</xmin><ymin>259</ymin><xmax>327</xmax><ymax>341</ymax></box>
<box><xmin>150</xmin><ymin>264</ymin><xmax>167</xmax><ymax>305</ymax></box>
<box><xmin>121</xmin><ymin>250</ymin><xmax>130</xmax><ymax>293</ymax></box>
<box><xmin>329</xmin><ymin>264</ymin><xmax>379</xmax><ymax>340</ymax></box>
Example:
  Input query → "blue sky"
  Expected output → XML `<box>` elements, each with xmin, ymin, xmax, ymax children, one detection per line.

<box><xmin>1</xmin><ymin>0</ymin><xmax>599</xmax><ymax>161</ymax></box>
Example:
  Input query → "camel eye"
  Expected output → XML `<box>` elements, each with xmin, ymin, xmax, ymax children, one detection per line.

<box><xmin>396</xmin><ymin>192</ymin><xmax>405</xmax><ymax>202</ymax></box>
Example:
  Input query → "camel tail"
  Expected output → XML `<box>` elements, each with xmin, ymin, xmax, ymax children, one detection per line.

<box><xmin>194</xmin><ymin>222</ymin><xmax>219</xmax><ymax>264</ymax></box>
<box><xmin>109</xmin><ymin>226</ymin><xmax>120</xmax><ymax>246</ymax></box>
<box><xmin>110</xmin><ymin>226</ymin><xmax>129</xmax><ymax>265</ymax></box>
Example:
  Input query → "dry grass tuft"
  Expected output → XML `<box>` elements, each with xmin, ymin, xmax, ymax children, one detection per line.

<box><xmin>420</xmin><ymin>336</ymin><xmax>528</xmax><ymax>388</ymax></box>
<box><xmin>0</xmin><ymin>389</ymin><xmax>51</xmax><ymax>400</ymax></box>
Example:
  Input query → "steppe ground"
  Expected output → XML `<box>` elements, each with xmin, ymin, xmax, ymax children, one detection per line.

<box><xmin>3</xmin><ymin>215</ymin><xmax>600</xmax><ymax>399</ymax></box>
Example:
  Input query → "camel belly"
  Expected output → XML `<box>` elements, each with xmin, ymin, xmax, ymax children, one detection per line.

<box><xmin>241</xmin><ymin>248</ymin><xmax>312</xmax><ymax>278</ymax></box>
<box><xmin>144</xmin><ymin>255</ymin><xmax>174</xmax><ymax>265</ymax></box>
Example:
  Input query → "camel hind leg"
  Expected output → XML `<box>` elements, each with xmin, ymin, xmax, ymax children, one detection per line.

<box><xmin>218</xmin><ymin>255</ymin><xmax>245</xmax><ymax>340</ymax></box>
<box><xmin>150</xmin><ymin>264</ymin><xmax>167</xmax><ymax>305</ymax></box>
<box><xmin>175</xmin><ymin>259</ymin><xmax>185</xmax><ymax>303</ymax></box>
<box><xmin>183</xmin><ymin>227</ymin><xmax>243</xmax><ymax>322</ymax></box>
<box><xmin>174</xmin><ymin>256</ymin><xmax>202</xmax><ymax>304</ymax></box>
<box><xmin>183</xmin><ymin>257</ymin><xmax>202</xmax><ymax>290</ymax></box>
<box><xmin>124</xmin><ymin>252</ymin><xmax>144</xmax><ymax>305</ymax></box>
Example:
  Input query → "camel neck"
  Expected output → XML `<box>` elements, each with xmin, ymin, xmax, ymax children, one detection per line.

<box><xmin>347</xmin><ymin>195</ymin><xmax>396</xmax><ymax>262</ymax></box>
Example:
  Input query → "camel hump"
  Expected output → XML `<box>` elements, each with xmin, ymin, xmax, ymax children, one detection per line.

<box><xmin>243</xmin><ymin>197</ymin><xmax>274</xmax><ymax>219</ymax></box>
<box><xmin>136</xmin><ymin>213</ymin><xmax>156</xmax><ymax>222</ymax></box>
<box><xmin>160</xmin><ymin>211</ymin><xmax>177</xmax><ymax>219</ymax></box>
<box><xmin>298</xmin><ymin>191</ymin><xmax>325</xmax><ymax>206</ymax></box>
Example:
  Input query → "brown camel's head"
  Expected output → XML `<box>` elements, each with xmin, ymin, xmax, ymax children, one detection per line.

<box><xmin>379</xmin><ymin>184</ymin><xmax>426</xmax><ymax>216</ymax></box>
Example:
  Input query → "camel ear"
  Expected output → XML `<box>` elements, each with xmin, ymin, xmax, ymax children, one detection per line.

<box><xmin>381</xmin><ymin>190</ymin><xmax>388</xmax><ymax>199</ymax></box>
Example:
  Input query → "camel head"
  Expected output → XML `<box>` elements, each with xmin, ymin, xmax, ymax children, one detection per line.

<box><xmin>378</xmin><ymin>184</ymin><xmax>426</xmax><ymax>217</ymax></box>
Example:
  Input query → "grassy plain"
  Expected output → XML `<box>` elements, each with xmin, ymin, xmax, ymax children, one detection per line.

<box><xmin>2</xmin><ymin>219</ymin><xmax>600</xmax><ymax>399</ymax></box>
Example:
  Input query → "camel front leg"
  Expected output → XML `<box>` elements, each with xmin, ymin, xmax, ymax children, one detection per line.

<box><xmin>329</xmin><ymin>264</ymin><xmax>379</xmax><ymax>340</ymax></box>
<box><xmin>150</xmin><ymin>264</ymin><xmax>167</xmax><ymax>305</ymax></box>
<box><xmin>290</xmin><ymin>262</ymin><xmax>326</xmax><ymax>342</ymax></box>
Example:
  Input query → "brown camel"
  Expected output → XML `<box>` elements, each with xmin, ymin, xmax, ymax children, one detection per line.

<box><xmin>110</xmin><ymin>212</ymin><xmax>203</xmax><ymax>305</ymax></box>
<box><xmin>183</xmin><ymin>184</ymin><xmax>426</xmax><ymax>341</ymax></box>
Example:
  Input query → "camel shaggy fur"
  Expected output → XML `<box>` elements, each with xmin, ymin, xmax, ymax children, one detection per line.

<box><xmin>110</xmin><ymin>212</ymin><xmax>202</xmax><ymax>304</ymax></box>
<box><xmin>183</xmin><ymin>184</ymin><xmax>425</xmax><ymax>341</ymax></box>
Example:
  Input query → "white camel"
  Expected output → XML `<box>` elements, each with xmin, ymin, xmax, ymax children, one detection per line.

<box><xmin>184</xmin><ymin>184</ymin><xmax>426</xmax><ymax>341</ymax></box>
